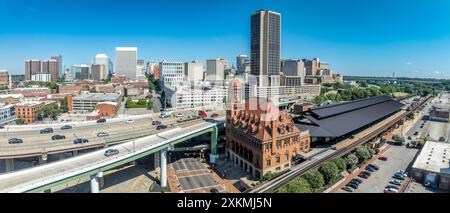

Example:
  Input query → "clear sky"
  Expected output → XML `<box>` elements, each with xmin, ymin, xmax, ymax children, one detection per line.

<box><xmin>1</xmin><ymin>0</ymin><xmax>450</xmax><ymax>79</ymax></box>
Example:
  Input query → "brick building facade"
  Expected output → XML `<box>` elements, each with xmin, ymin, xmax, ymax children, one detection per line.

<box><xmin>226</xmin><ymin>97</ymin><xmax>311</xmax><ymax>179</ymax></box>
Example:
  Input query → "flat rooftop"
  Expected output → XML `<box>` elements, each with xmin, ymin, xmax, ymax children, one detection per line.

<box><xmin>412</xmin><ymin>141</ymin><xmax>450</xmax><ymax>175</ymax></box>
<box><xmin>73</xmin><ymin>93</ymin><xmax>121</xmax><ymax>101</ymax></box>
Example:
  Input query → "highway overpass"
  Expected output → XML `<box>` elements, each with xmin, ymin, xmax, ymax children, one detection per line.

<box><xmin>0</xmin><ymin>118</ymin><xmax>224</xmax><ymax>193</ymax></box>
<box><xmin>0</xmin><ymin>110</ymin><xmax>224</xmax><ymax>171</ymax></box>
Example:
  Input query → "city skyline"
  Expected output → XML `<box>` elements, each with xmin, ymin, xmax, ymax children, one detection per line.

<box><xmin>0</xmin><ymin>0</ymin><xmax>450</xmax><ymax>79</ymax></box>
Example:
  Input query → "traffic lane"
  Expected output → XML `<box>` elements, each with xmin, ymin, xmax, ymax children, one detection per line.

<box><xmin>0</xmin><ymin>110</ymin><xmax>224</xmax><ymax>145</ymax></box>
<box><xmin>0</xmin><ymin>129</ymin><xmax>171</xmax><ymax>191</ymax></box>
<box><xmin>0</xmin><ymin>118</ymin><xmax>203</xmax><ymax>152</ymax></box>
<box><xmin>339</xmin><ymin>145</ymin><xmax>418</xmax><ymax>193</ymax></box>
<box><xmin>0</xmin><ymin>117</ymin><xmax>213</xmax><ymax>157</ymax></box>
<box><xmin>0</xmin><ymin>116</ymin><xmax>155</xmax><ymax>138</ymax></box>
<box><xmin>1</xmin><ymin>109</ymin><xmax>216</xmax><ymax>137</ymax></box>
<box><xmin>0</xmin><ymin>116</ymin><xmax>180</xmax><ymax>145</ymax></box>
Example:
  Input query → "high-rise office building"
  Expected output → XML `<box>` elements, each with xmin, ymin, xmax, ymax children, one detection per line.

<box><xmin>250</xmin><ymin>10</ymin><xmax>281</xmax><ymax>86</ymax></box>
<box><xmin>137</xmin><ymin>59</ymin><xmax>145</xmax><ymax>78</ymax></box>
<box><xmin>94</xmin><ymin>54</ymin><xmax>109</xmax><ymax>74</ymax></box>
<box><xmin>281</xmin><ymin>59</ymin><xmax>306</xmax><ymax>79</ymax></box>
<box><xmin>0</xmin><ymin>70</ymin><xmax>9</xmax><ymax>89</ymax></box>
<box><xmin>146</xmin><ymin>61</ymin><xmax>158</xmax><ymax>75</ymax></box>
<box><xmin>81</xmin><ymin>66</ymin><xmax>90</xmax><ymax>80</ymax></box>
<box><xmin>184</xmin><ymin>60</ymin><xmax>204</xmax><ymax>82</ymax></box>
<box><xmin>115</xmin><ymin>47</ymin><xmax>137</xmax><ymax>80</ymax></box>
<box><xmin>108</xmin><ymin>59</ymin><xmax>114</xmax><ymax>76</ymax></box>
<box><xmin>91</xmin><ymin>64</ymin><xmax>107</xmax><ymax>82</ymax></box>
<box><xmin>206</xmin><ymin>58</ymin><xmax>228</xmax><ymax>81</ymax></box>
<box><xmin>159</xmin><ymin>61</ymin><xmax>184</xmax><ymax>87</ymax></box>
<box><xmin>42</xmin><ymin>59</ymin><xmax>59</xmax><ymax>81</ymax></box>
<box><xmin>71</xmin><ymin>64</ymin><xmax>90</xmax><ymax>80</ymax></box>
<box><xmin>236</xmin><ymin>54</ymin><xmax>250</xmax><ymax>74</ymax></box>
<box><xmin>50</xmin><ymin>55</ymin><xmax>63</xmax><ymax>78</ymax></box>
<box><xmin>304</xmin><ymin>58</ymin><xmax>320</xmax><ymax>76</ymax></box>
<box><xmin>25</xmin><ymin>59</ymin><xmax>41</xmax><ymax>80</ymax></box>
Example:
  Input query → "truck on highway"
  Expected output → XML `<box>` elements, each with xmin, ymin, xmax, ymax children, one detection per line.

<box><xmin>198</xmin><ymin>110</ymin><xmax>207</xmax><ymax>120</ymax></box>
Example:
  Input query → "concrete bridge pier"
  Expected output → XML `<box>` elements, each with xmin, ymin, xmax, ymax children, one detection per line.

<box><xmin>209</xmin><ymin>126</ymin><xmax>218</xmax><ymax>164</ymax></box>
<box><xmin>90</xmin><ymin>172</ymin><xmax>102</xmax><ymax>193</ymax></box>
<box><xmin>5</xmin><ymin>159</ymin><xmax>14</xmax><ymax>172</ymax></box>
<box><xmin>97</xmin><ymin>171</ymin><xmax>104</xmax><ymax>188</ymax></box>
<box><xmin>72</xmin><ymin>150</ymin><xmax>78</xmax><ymax>156</ymax></box>
<box><xmin>154</xmin><ymin>152</ymin><xmax>160</xmax><ymax>171</ymax></box>
<box><xmin>39</xmin><ymin>154</ymin><xmax>48</xmax><ymax>165</ymax></box>
<box><xmin>160</xmin><ymin>148</ymin><xmax>167</xmax><ymax>188</ymax></box>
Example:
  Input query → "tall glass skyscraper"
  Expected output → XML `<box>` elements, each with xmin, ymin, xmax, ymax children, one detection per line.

<box><xmin>250</xmin><ymin>10</ymin><xmax>281</xmax><ymax>86</ymax></box>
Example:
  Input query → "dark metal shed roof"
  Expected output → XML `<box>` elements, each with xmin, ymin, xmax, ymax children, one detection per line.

<box><xmin>309</xmin><ymin>96</ymin><xmax>392</xmax><ymax>119</ymax></box>
<box><xmin>297</xmin><ymin>96</ymin><xmax>404</xmax><ymax>138</ymax></box>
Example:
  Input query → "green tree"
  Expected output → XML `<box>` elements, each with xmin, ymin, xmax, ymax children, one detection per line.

<box><xmin>314</xmin><ymin>96</ymin><xmax>326</xmax><ymax>105</ymax></box>
<box><xmin>303</xmin><ymin>169</ymin><xmax>325</xmax><ymax>191</ymax></box>
<box><xmin>60</xmin><ymin>96</ymin><xmax>68</xmax><ymax>113</ymax></box>
<box><xmin>318</xmin><ymin>161</ymin><xmax>340</xmax><ymax>185</ymax></box>
<box><xmin>345</xmin><ymin>154</ymin><xmax>358</xmax><ymax>169</ymax></box>
<box><xmin>137</xmin><ymin>99</ymin><xmax>147</xmax><ymax>105</ymax></box>
<box><xmin>393</xmin><ymin>134</ymin><xmax>406</xmax><ymax>145</ymax></box>
<box><xmin>358</xmin><ymin>81</ymin><xmax>368</xmax><ymax>87</ymax></box>
<box><xmin>277</xmin><ymin>178</ymin><xmax>312</xmax><ymax>193</ymax></box>
<box><xmin>367</xmin><ymin>148</ymin><xmax>376</xmax><ymax>158</ymax></box>
<box><xmin>355</xmin><ymin>147</ymin><xmax>371</xmax><ymax>164</ymax></box>
<box><xmin>147</xmin><ymin>99</ymin><xmax>154</xmax><ymax>110</ymax></box>
<box><xmin>148</xmin><ymin>80</ymin><xmax>155</xmax><ymax>92</ymax></box>
<box><xmin>331</xmin><ymin>158</ymin><xmax>347</xmax><ymax>173</ymax></box>
<box><xmin>16</xmin><ymin>119</ymin><xmax>25</xmax><ymax>125</ymax></box>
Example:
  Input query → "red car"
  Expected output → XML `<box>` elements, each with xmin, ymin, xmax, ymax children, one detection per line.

<box><xmin>378</xmin><ymin>156</ymin><xmax>388</xmax><ymax>161</ymax></box>
<box><xmin>358</xmin><ymin>173</ymin><xmax>368</xmax><ymax>179</ymax></box>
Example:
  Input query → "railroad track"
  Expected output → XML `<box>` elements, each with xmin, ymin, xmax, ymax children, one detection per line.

<box><xmin>250</xmin><ymin>96</ymin><xmax>432</xmax><ymax>193</ymax></box>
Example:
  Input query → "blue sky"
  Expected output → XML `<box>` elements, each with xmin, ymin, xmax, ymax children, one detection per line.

<box><xmin>1</xmin><ymin>0</ymin><xmax>450</xmax><ymax>79</ymax></box>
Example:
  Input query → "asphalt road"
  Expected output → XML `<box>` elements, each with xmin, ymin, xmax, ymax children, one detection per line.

<box><xmin>0</xmin><ymin>110</ymin><xmax>201</xmax><ymax>145</ymax></box>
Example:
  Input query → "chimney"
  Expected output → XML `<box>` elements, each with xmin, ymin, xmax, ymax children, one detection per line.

<box><xmin>271</xmin><ymin>119</ymin><xmax>278</xmax><ymax>155</ymax></box>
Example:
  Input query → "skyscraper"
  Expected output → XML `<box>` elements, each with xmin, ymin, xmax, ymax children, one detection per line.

<box><xmin>206</xmin><ymin>58</ymin><xmax>228</xmax><ymax>81</ymax></box>
<box><xmin>281</xmin><ymin>59</ymin><xmax>306</xmax><ymax>79</ymax></box>
<box><xmin>236</xmin><ymin>54</ymin><xmax>250</xmax><ymax>74</ymax></box>
<box><xmin>94</xmin><ymin>54</ymin><xmax>109</xmax><ymax>74</ymax></box>
<box><xmin>25</xmin><ymin>59</ymin><xmax>41</xmax><ymax>80</ymax></box>
<box><xmin>42</xmin><ymin>59</ymin><xmax>58</xmax><ymax>81</ymax></box>
<box><xmin>91</xmin><ymin>64</ymin><xmax>107</xmax><ymax>82</ymax></box>
<box><xmin>71</xmin><ymin>64</ymin><xmax>90</xmax><ymax>80</ymax></box>
<box><xmin>0</xmin><ymin>70</ymin><xmax>9</xmax><ymax>89</ymax></box>
<box><xmin>250</xmin><ymin>10</ymin><xmax>281</xmax><ymax>86</ymax></box>
<box><xmin>137</xmin><ymin>59</ymin><xmax>145</xmax><ymax>78</ymax></box>
<box><xmin>115</xmin><ymin>47</ymin><xmax>137</xmax><ymax>80</ymax></box>
<box><xmin>159</xmin><ymin>61</ymin><xmax>184</xmax><ymax>87</ymax></box>
<box><xmin>184</xmin><ymin>60</ymin><xmax>204</xmax><ymax>82</ymax></box>
<box><xmin>50</xmin><ymin>55</ymin><xmax>63</xmax><ymax>78</ymax></box>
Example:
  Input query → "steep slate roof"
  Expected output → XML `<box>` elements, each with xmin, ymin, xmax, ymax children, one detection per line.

<box><xmin>296</xmin><ymin>96</ymin><xmax>404</xmax><ymax>137</ymax></box>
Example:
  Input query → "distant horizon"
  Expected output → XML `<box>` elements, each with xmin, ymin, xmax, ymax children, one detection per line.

<box><xmin>1</xmin><ymin>0</ymin><xmax>450</xmax><ymax>79</ymax></box>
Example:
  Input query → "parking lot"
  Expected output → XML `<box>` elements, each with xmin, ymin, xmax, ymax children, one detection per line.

<box><xmin>336</xmin><ymin>109</ymin><xmax>425</xmax><ymax>193</ymax></box>
<box><xmin>337</xmin><ymin>144</ymin><xmax>418</xmax><ymax>193</ymax></box>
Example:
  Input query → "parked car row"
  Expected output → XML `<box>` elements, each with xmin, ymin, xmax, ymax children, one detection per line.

<box><xmin>342</xmin><ymin>178</ymin><xmax>364</xmax><ymax>192</ymax></box>
<box><xmin>384</xmin><ymin>170</ymin><xmax>407</xmax><ymax>193</ymax></box>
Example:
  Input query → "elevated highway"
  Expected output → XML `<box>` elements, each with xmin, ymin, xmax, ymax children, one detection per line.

<box><xmin>0</xmin><ymin>110</ymin><xmax>223</xmax><ymax>157</ymax></box>
<box><xmin>0</xmin><ymin>117</ymin><xmax>225</xmax><ymax>193</ymax></box>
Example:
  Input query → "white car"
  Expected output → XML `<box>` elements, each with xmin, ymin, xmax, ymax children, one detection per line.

<box><xmin>97</xmin><ymin>132</ymin><xmax>109</xmax><ymax>137</ymax></box>
<box><xmin>176</xmin><ymin>113</ymin><xmax>183</xmax><ymax>118</ymax></box>
<box><xmin>396</xmin><ymin>170</ymin><xmax>408</xmax><ymax>177</ymax></box>
<box><xmin>125</xmin><ymin>119</ymin><xmax>135</xmax><ymax>124</ymax></box>
<box><xmin>384</xmin><ymin>187</ymin><xmax>398</xmax><ymax>193</ymax></box>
